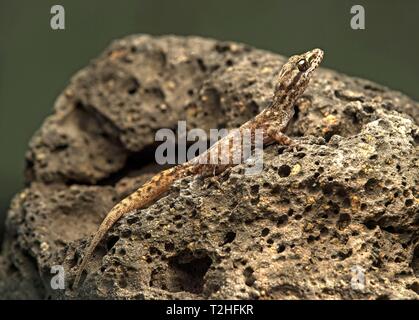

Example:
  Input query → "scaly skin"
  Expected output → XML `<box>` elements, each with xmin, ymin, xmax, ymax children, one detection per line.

<box><xmin>73</xmin><ymin>48</ymin><xmax>324</xmax><ymax>288</ymax></box>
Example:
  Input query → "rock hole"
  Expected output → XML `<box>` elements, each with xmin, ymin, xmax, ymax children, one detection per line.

<box><xmin>364</xmin><ymin>178</ymin><xmax>379</xmax><ymax>192</ymax></box>
<box><xmin>364</xmin><ymin>219</ymin><xmax>377</xmax><ymax>230</ymax></box>
<box><xmin>196</xmin><ymin>58</ymin><xmax>207</xmax><ymax>72</ymax></box>
<box><xmin>250</xmin><ymin>197</ymin><xmax>259</xmax><ymax>205</ymax></box>
<box><xmin>277</xmin><ymin>244</ymin><xmax>286</xmax><ymax>253</ymax></box>
<box><xmin>277</xmin><ymin>146</ymin><xmax>287</xmax><ymax>155</ymax></box>
<box><xmin>337</xmin><ymin>213</ymin><xmax>351</xmax><ymax>229</ymax></box>
<box><xmin>126</xmin><ymin>216</ymin><xmax>139</xmax><ymax>225</ymax></box>
<box><xmin>106</xmin><ymin>236</ymin><xmax>119</xmax><ymax>251</ymax></box>
<box><xmin>329</xmin><ymin>201</ymin><xmax>341</xmax><ymax>214</ymax></box>
<box><xmin>363</xmin><ymin>105</ymin><xmax>375</xmax><ymax>113</ymax></box>
<box><xmin>293</xmin><ymin>105</ymin><xmax>300</xmax><ymax>120</ymax></box>
<box><xmin>277</xmin><ymin>215</ymin><xmax>288</xmax><ymax>226</ymax></box>
<box><xmin>145</xmin><ymin>87</ymin><xmax>165</xmax><ymax>99</ymax></box>
<box><xmin>410</xmin><ymin>245</ymin><xmax>419</xmax><ymax>277</ymax></box>
<box><xmin>222</xmin><ymin>231</ymin><xmax>236</xmax><ymax>245</ymax></box>
<box><xmin>126</xmin><ymin>78</ymin><xmax>139</xmax><ymax>95</ymax></box>
<box><xmin>412</xmin><ymin>130</ymin><xmax>419</xmax><ymax>147</ymax></box>
<box><xmin>167</xmin><ymin>250</ymin><xmax>213</xmax><ymax>294</ymax></box>
<box><xmin>148</xmin><ymin>246</ymin><xmax>157</xmax><ymax>255</ymax></box>
<box><xmin>250</xmin><ymin>184</ymin><xmax>260</xmax><ymax>194</ymax></box>
<box><xmin>295</xmin><ymin>152</ymin><xmax>306</xmax><ymax>159</ymax></box>
<box><xmin>165</xmin><ymin>242</ymin><xmax>175</xmax><ymax>252</ymax></box>
<box><xmin>262</xmin><ymin>182</ymin><xmax>271</xmax><ymax>189</ymax></box>
<box><xmin>243</xmin><ymin>266</ymin><xmax>256</xmax><ymax>286</ymax></box>
<box><xmin>307</xmin><ymin>235</ymin><xmax>317</xmax><ymax>243</ymax></box>
<box><xmin>119</xmin><ymin>278</ymin><xmax>128</xmax><ymax>288</ymax></box>
<box><xmin>278</xmin><ymin>165</ymin><xmax>291</xmax><ymax>177</ymax></box>
<box><xmin>322</xmin><ymin>184</ymin><xmax>334</xmax><ymax>196</ymax></box>
<box><xmin>407</xmin><ymin>282</ymin><xmax>419</xmax><ymax>295</ymax></box>
<box><xmin>320</xmin><ymin>227</ymin><xmax>328</xmax><ymax>235</ymax></box>
<box><xmin>261</xmin><ymin>228</ymin><xmax>270</xmax><ymax>237</ymax></box>
<box><xmin>120</xmin><ymin>229</ymin><xmax>132</xmax><ymax>238</ymax></box>
<box><xmin>324</xmin><ymin>132</ymin><xmax>335</xmax><ymax>143</ymax></box>
<box><xmin>405</xmin><ymin>199</ymin><xmax>413</xmax><ymax>207</ymax></box>
<box><xmin>337</xmin><ymin>249</ymin><xmax>353</xmax><ymax>260</ymax></box>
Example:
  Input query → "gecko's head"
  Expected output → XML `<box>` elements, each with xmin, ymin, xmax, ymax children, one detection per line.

<box><xmin>296</xmin><ymin>48</ymin><xmax>324</xmax><ymax>75</ymax></box>
<box><xmin>275</xmin><ymin>48</ymin><xmax>324</xmax><ymax>99</ymax></box>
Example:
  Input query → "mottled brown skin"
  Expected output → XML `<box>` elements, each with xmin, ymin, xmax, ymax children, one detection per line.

<box><xmin>73</xmin><ymin>48</ymin><xmax>324</xmax><ymax>288</ymax></box>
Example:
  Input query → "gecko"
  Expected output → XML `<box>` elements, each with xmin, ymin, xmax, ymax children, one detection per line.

<box><xmin>73</xmin><ymin>48</ymin><xmax>324</xmax><ymax>288</ymax></box>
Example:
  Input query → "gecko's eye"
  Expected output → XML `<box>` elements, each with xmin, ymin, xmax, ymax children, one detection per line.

<box><xmin>297</xmin><ymin>59</ymin><xmax>310</xmax><ymax>72</ymax></box>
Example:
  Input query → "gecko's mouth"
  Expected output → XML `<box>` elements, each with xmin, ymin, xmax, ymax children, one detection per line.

<box><xmin>306</xmin><ymin>48</ymin><xmax>324</xmax><ymax>72</ymax></box>
<box><xmin>309</xmin><ymin>48</ymin><xmax>324</xmax><ymax>63</ymax></box>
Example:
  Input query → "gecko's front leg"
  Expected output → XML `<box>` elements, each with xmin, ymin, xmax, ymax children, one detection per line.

<box><xmin>266</xmin><ymin>126</ymin><xmax>294</xmax><ymax>146</ymax></box>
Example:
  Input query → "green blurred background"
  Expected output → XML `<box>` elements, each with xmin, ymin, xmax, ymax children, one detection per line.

<box><xmin>0</xmin><ymin>0</ymin><xmax>418</xmax><ymax>240</ymax></box>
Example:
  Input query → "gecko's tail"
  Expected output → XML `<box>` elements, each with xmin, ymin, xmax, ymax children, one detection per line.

<box><xmin>72</xmin><ymin>165</ymin><xmax>192</xmax><ymax>289</ymax></box>
<box><xmin>72</xmin><ymin>207</ymin><xmax>123</xmax><ymax>289</ymax></box>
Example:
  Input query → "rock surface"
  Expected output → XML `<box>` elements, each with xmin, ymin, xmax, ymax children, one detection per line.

<box><xmin>0</xmin><ymin>35</ymin><xmax>418</xmax><ymax>299</ymax></box>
